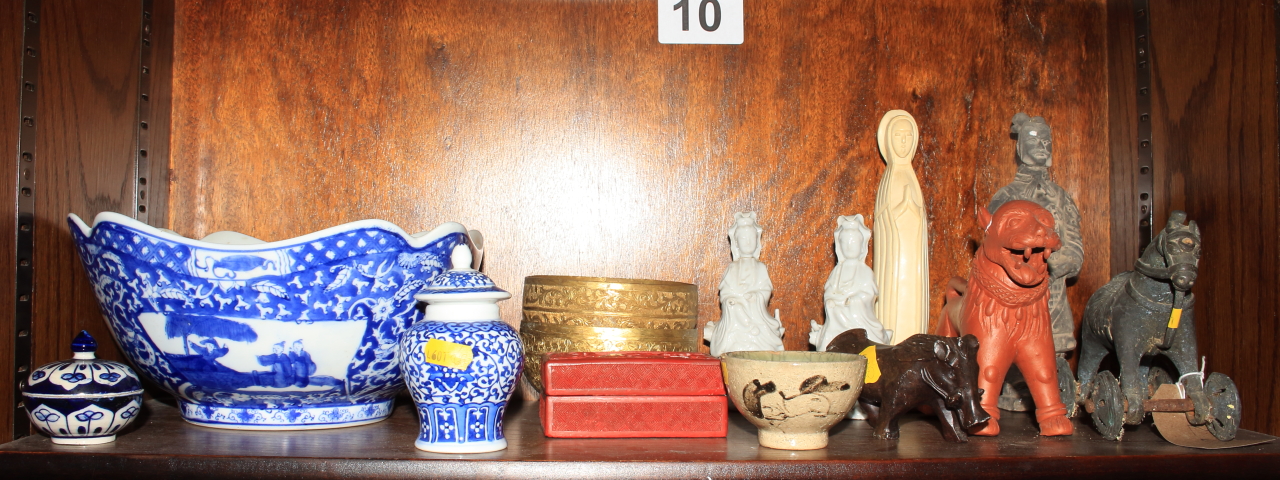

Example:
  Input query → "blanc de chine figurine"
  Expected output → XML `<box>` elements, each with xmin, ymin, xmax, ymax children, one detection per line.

<box><xmin>810</xmin><ymin>214</ymin><xmax>890</xmax><ymax>352</ymax></box>
<box><xmin>873</xmin><ymin>110</ymin><xmax>930</xmax><ymax>344</ymax></box>
<box><xmin>989</xmin><ymin>113</ymin><xmax>1085</xmax><ymax>412</ymax></box>
<box><xmin>937</xmin><ymin>200</ymin><xmax>1073</xmax><ymax>436</ymax></box>
<box><xmin>705</xmin><ymin>212</ymin><xmax>784</xmax><ymax>357</ymax></box>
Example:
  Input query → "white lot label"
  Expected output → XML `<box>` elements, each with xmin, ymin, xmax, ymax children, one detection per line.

<box><xmin>658</xmin><ymin>0</ymin><xmax>743</xmax><ymax>45</ymax></box>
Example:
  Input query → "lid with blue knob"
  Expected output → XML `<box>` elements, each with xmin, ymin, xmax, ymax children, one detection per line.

<box><xmin>22</xmin><ymin>331</ymin><xmax>143</xmax><ymax>398</ymax></box>
<box><xmin>415</xmin><ymin>244</ymin><xmax>510</xmax><ymax>321</ymax></box>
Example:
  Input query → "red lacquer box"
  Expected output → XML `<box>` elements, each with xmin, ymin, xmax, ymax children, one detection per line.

<box><xmin>540</xmin><ymin>351</ymin><xmax>728</xmax><ymax>438</ymax></box>
<box><xmin>540</xmin><ymin>395</ymin><xmax>728</xmax><ymax>438</ymax></box>
<box><xmin>542</xmin><ymin>351</ymin><xmax>724</xmax><ymax>396</ymax></box>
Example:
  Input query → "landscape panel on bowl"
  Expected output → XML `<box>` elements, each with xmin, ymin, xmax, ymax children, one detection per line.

<box><xmin>69</xmin><ymin>212</ymin><xmax>468</xmax><ymax>428</ymax></box>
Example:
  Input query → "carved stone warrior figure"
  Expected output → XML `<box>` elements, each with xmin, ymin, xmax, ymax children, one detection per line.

<box><xmin>704</xmin><ymin>212</ymin><xmax>785</xmax><ymax>357</ymax></box>
<box><xmin>873</xmin><ymin>110</ymin><xmax>930</xmax><ymax>344</ymax></box>
<box><xmin>989</xmin><ymin>113</ymin><xmax>1083</xmax><ymax>354</ymax></box>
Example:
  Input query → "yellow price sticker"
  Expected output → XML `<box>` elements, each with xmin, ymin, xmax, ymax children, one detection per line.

<box><xmin>1168</xmin><ymin>308</ymin><xmax>1183</xmax><ymax>329</ymax></box>
<box><xmin>424</xmin><ymin>339</ymin><xmax>474</xmax><ymax>370</ymax></box>
<box><xmin>859</xmin><ymin>346</ymin><xmax>881</xmax><ymax>384</ymax></box>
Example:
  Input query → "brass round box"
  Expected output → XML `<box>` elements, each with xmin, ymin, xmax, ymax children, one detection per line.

<box><xmin>520</xmin><ymin>275</ymin><xmax>700</xmax><ymax>394</ymax></box>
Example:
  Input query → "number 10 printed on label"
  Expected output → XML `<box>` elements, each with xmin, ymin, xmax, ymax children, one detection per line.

<box><xmin>658</xmin><ymin>0</ymin><xmax>743</xmax><ymax>44</ymax></box>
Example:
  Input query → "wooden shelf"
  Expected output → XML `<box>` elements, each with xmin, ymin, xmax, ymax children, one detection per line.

<box><xmin>1</xmin><ymin>398</ymin><xmax>1277</xmax><ymax>479</ymax></box>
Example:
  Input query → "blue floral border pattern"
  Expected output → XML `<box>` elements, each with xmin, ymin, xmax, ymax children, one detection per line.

<box><xmin>27</xmin><ymin>396</ymin><xmax>142</xmax><ymax>440</ymax></box>
<box><xmin>26</xmin><ymin>359</ymin><xmax>140</xmax><ymax>395</ymax></box>
<box><xmin>419</xmin><ymin>402</ymin><xmax>507</xmax><ymax>444</ymax></box>
<box><xmin>70</xmin><ymin>217</ymin><xmax>464</xmax><ymax>414</ymax></box>
<box><xmin>427</xmin><ymin>270</ymin><xmax>496</xmax><ymax>289</ymax></box>
<box><xmin>180</xmin><ymin>399</ymin><xmax>393</xmax><ymax>427</ymax></box>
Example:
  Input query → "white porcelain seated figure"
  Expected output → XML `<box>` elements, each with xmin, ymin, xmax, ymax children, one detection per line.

<box><xmin>704</xmin><ymin>212</ymin><xmax>785</xmax><ymax>357</ymax></box>
<box><xmin>809</xmin><ymin>214</ymin><xmax>891</xmax><ymax>352</ymax></box>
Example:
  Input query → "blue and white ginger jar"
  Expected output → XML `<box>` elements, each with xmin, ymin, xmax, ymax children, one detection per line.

<box><xmin>23</xmin><ymin>331</ymin><xmax>144</xmax><ymax>444</ymax></box>
<box><xmin>399</xmin><ymin>245</ymin><xmax>522</xmax><ymax>453</ymax></box>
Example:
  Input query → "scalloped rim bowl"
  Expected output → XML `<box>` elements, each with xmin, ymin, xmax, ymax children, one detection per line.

<box><xmin>68</xmin><ymin>212</ymin><xmax>469</xmax><ymax>430</ymax></box>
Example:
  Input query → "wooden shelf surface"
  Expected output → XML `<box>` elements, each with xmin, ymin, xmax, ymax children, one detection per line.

<box><xmin>1</xmin><ymin>398</ymin><xmax>1277</xmax><ymax>479</ymax></box>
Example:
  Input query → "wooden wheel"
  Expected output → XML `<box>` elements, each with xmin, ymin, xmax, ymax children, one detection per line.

<box><xmin>1058</xmin><ymin>356</ymin><xmax>1078</xmax><ymax>418</ymax></box>
<box><xmin>1204</xmin><ymin>372</ymin><xmax>1240</xmax><ymax>442</ymax></box>
<box><xmin>1090</xmin><ymin>371</ymin><xmax>1124</xmax><ymax>441</ymax></box>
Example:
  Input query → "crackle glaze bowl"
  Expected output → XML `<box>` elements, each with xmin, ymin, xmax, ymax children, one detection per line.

<box><xmin>722</xmin><ymin>351</ymin><xmax>866</xmax><ymax>450</ymax></box>
<box><xmin>69</xmin><ymin>212</ymin><xmax>469</xmax><ymax>430</ymax></box>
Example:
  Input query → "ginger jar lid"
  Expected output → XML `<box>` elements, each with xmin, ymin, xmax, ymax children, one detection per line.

<box><xmin>421</xmin><ymin>269</ymin><xmax>507</xmax><ymax>296</ymax></box>
<box><xmin>415</xmin><ymin>245</ymin><xmax>510</xmax><ymax>307</ymax></box>
<box><xmin>22</xmin><ymin>331</ymin><xmax>143</xmax><ymax>398</ymax></box>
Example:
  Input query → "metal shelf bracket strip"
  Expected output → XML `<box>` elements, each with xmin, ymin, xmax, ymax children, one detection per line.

<box><xmin>12</xmin><ymin>0</ymin><xmax>41</xmax><ymax>439</ymax></box>
<box><xmin>135</xmin><ymin>0</ymin><xmax>154</xmax><ymax>222</ymax></box>
<box><xmin>1135</xmin><ymin>0</ymin><xmax>1155</xmax><ymax>253</ymax></box>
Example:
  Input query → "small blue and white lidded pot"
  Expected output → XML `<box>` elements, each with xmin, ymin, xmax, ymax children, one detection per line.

<box><xmin>22</xmin><ymin>331</ymin><xmax>144</xmax><ymax>444</ymax></box>
<box><xmin>400</xmin><ymin>244</ymin><xmax>523</xmax><ymax>453</ymax></box>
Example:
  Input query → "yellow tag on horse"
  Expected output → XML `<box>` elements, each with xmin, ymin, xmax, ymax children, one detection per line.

<box><xmin>424</xmin><ymin>339</ymin><xmax>473</xmax><ymax>370</ymax></box>
<box><xmin>859</xmin><ymin>346</ymin><xmax>881</xmax><ymax>384</ymax></box>
<box><xmin>1168</xmin><ymin>308</ymin><xmax>1183</xmax><ymax>329</ymax></box>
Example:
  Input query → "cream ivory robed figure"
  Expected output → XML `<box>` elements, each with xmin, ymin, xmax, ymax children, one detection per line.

<box><xmin>810</xmin><ymin>214</ymin><xmax>891</xmax><ymax>351</ymax></box>
<box><xmin>704</xmin><ymin>212</ymin><xmax>785</xmax><ymax>357</ymax></box>
<box><xmin>873</xmin><ymin>110</ymin><xmax>930</xmax><ymax>344</ymax></box>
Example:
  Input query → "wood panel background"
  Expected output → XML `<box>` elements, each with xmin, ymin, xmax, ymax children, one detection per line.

<box><xmin>0</xmin><ymin>0</ymin><xmax>27</xmax><ymax>443</ymax></box>
<box><xmin>145</xmin><ymin>0</ymin><xmax>174</xmax><ymax>230</ymax></box>
<box><xmin>31</xmin><ymin>0</ymin><xmax>140</xmax><ymax>372</ymax></box>
<box><xmin>1107</xmin><ymin>1</ymin><xmax>1142</xmax><ymax>276</ymax></box>
<box><xmin>166</xmin><ymin>0</ymin><xmax>1112</xmax><ymax>356</ymax></box>
<box><xmin>1143</xmin><ymin>0</ymin><xmax>1280</xmax><ymax>436</ymax></box>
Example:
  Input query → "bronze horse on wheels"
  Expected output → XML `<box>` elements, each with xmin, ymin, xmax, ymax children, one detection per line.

<box><xmin>1076</xmin><ymin>211</ymin><xmax>1238</xmax><ymax>441</ymax></box>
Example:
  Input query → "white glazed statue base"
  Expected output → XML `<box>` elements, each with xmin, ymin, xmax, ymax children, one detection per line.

<box><xmin>847</xmin><ymin>403</ymin><xmax>868</xmax><ymax>420</ymax></box>
<box><xmin>416</xmin><ymin>438</ymin><xmax>508</xmax><ymax>453</ymax></box>
<box><xmin>51</xmin><ymin>434</ymin><xmax>116</xmax><ymax>445</ymax></box>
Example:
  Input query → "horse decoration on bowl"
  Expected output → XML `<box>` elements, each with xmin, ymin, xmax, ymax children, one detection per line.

<box><xmin>69</xmin><ymin>212</ymin><xmax>469</xmax><ymax>430</ymax></box>
<box><xmin>935</xmin><ymin>200</ymin><xmax>1073</xmax><ymax>436</ymax></box>
<box><xmin>1076</xmin><ymin>211</ymin><xmax>1240</xmax><ymax>441</ymax></box>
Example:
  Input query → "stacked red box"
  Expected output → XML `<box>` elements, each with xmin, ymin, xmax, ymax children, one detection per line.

<box><xmin>539</xmin><ymin>351</ymin><xmax>728</xmax><ymax>438</ymax></box>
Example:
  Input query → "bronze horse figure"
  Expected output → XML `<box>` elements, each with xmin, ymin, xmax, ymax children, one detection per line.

<box><xmin>1077</xmin><ymin>212</ymin><xmax>1212</xmax><ymax>430</ymax></box>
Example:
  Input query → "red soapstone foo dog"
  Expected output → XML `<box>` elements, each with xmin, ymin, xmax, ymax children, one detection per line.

<box><xmin>936</xmin><ymin>200</ymin><xmax>1073</xmax><ymax>436</ymax></box>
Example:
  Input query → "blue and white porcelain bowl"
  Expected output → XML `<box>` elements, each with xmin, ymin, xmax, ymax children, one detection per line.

<box><xmin>23</xmin><ymin>331</ymin><xmax>144</xmax><ymax>445</ymax></box>
<box><xmin>68</xmin><ymin>212</ymin><xmax>469</xmax><ymax>430</ymax></box>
